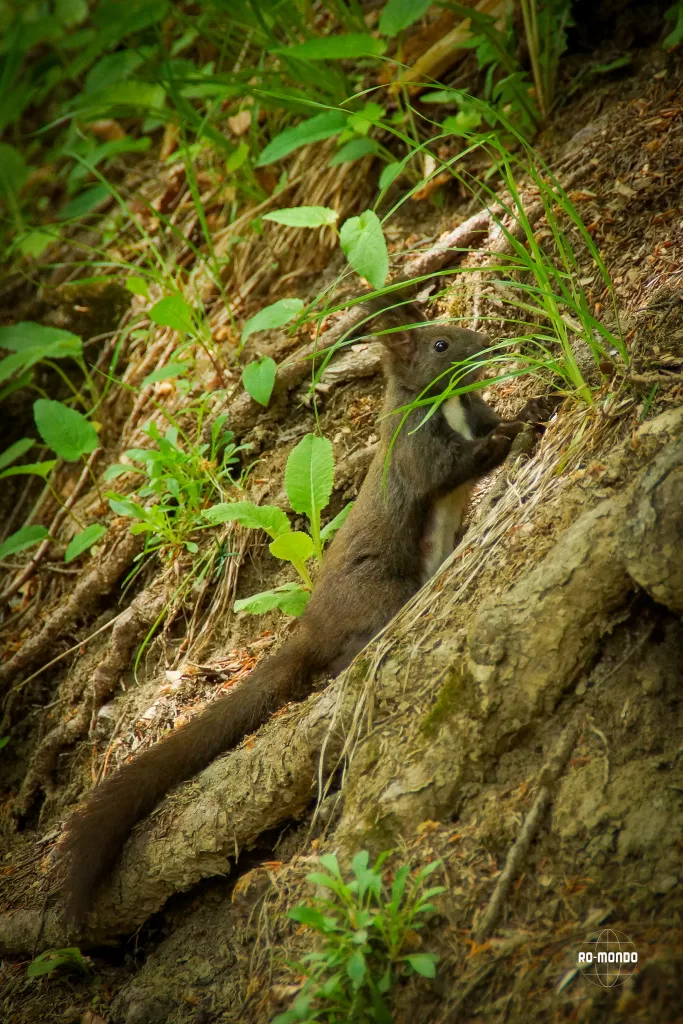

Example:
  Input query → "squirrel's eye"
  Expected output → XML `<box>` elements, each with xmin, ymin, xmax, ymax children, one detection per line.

<box><xmin>434</xmin><ymin>339</ymin><xmax>449</xmax><ymax>353</ymax></box>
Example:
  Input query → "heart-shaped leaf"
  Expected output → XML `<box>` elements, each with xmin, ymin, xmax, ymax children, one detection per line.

<box><xmin>339</xmin><ymin>209</ymin><xmax>388</xmax><ymax>289</ymax></box>
<box><xmin>149</xmin><ymin>294</ymin><xmax>195</xmax><ymax>334</ymax></box>
<box><xmin>242</xmin><ymin>356</ymin><xmax>277</xmax><ymax>407</ymax></box>
<box><xmin>269</xmin><ymin>530</ymin><xmax>314</xmax><ymax>563</ymax></box>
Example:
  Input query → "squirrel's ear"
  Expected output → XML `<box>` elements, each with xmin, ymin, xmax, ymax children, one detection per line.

<box><xmin>378</xmin><ymin>319</ymin><xmax>418</xmax><ymax>362</ymax></box>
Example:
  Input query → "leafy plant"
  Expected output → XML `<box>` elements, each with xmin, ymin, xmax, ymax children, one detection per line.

<box><xmin>272</xmin><ymin>851</ymin><xmax>444</xmax><ymax>1024</ymax></box>
<box><xmin>203</xmin><ymin>432</ymin><xmax>352</xmax><ymax>617</ymax></box>
<box><xmin>27</xmin><ymin>946</ymin><xmax>91</xmax><ymax>980</ymax></box>
<box><xmin>106</xmin><ymin>411</ymin><xmax>248</xmax><ymax>557</ymax></box>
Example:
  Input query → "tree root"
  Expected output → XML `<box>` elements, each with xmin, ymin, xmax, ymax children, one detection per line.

<box><xmin>0</xmin><ymin>529</ymin><xmax>141</xmax><ymax>711</ymax></box>
<box><xmin>14</xmin><ymin>585</ymin><xmax>171</xmax><ymax>817</ymax></box>
<box><xmin>1</xmin><ymin>411</ymin><xmax>681</xmax><ymax>954</ymax></box>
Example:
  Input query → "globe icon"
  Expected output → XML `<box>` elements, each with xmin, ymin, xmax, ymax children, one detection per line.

<box><xmin>577</xmin><ymin>928</ymin><xmax>639</xmax><ymax>987</ymax></box>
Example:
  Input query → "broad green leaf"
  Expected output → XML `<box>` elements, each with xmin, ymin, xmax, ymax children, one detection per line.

<box><xmin>346</xmin><ymin>949</ymin><xmax>366</xmax><ymax>987</ymax></box>
<box><xmin>664</xmin><ymin>4</ymin><xmax>683</xmax><ymax>48</ymax></box>
<box><xmin>276</xmin><ymin>34</ymin><xmax>386</xmax><ymax>61</ymax></box>
<box><xmin>263</xmin><ymin>206</ymin><xmax>338</xmax><ymax>228</ymax></box>
<box><xmin>0</xmin><ymin>525</ymin><xmax>49</xmax><ymax>559</ymax></box>
<box><xmin>18</xmin><ymin>230</ymin><xmax>58</xmax><ymax>259</ymax></box>
<box><xmin>380</xmin><ymin>0</ymin><xmax>432</xmax><ymax>36</ymax></box>
<box><xmin>329</xmin><ymin>138</ymin><xmax>380</xmax><ymax>166</ymax></box>
<box><xmin>227</xmin><ymin>141</ymin><xmax>249</xmax><ymax>172</ymax></box>
<box><xmin>242</xmin><ymin>357</ymin><xmax>277</xmax><ymax>407</ymax></box>
<box><xmin>234</xmin><ymin>582</ymin><xmax>310</xmax><ymax>617</ymax></box>
<box><xmin>64</xmin><ymin>524</ymin><xmax>106</xmax><ymax>563</ymax></box>
<box><xmin>149</xmin><ymin>294</ymin><xmax>195</xmax><ymax>334</ymax></box>
<box><xmin>287</xmin><ymin>905</ymin><xmax>328</xmax><ymax>929</ymax></box>
<box><xmin>0</xmin><ymin>438</ymin><xmax>33</xmax><ymax>471</ymax></box>
<box><xmin>0</xmin><ymin>737</ymin><xmax>9</xmax><ymax>750</ymax></box>
<box><xmin>269</xmin><ymin>531</ymin><xmax>314</xmax><ymax>563</ymax></box>
<box><xmin>92</xmin><ymin>0</ymin><xmax>169</xmax><ymax>35</ymax></box>
<box><xmin>55</xmin><ymin>0</ymin><xmax>89</xmax><ymax>26</ymax></box>
<box><xmin>318</xmin><ymin>853</ymin><xmax>342</xmax><ymax>877</ymax></box>
<box><xmin>125</xmin><ymin>275</ymin><xmax>150</xmax><ymax>298</ymax></box>
<box><xmin>404</xmin><ymin>953</ymin><xmax>438</xmax><ymax>978</ymax></box>
<box><xmin>241</xmin><ymin>298</ymin><xmax>304</xmax><ymax>342</ymax></box>
<box><xmin>26</xmin><ymin>947</ymin><xmax>89</xmax><ymax>979</ymax></box>
<box><xmin>320</xmin><ymin>501</ymin><xmax>353</xmax><ymax>542</ymax></box>
<box><xmin>0</xmin><ymin>460</ymin><xmax>57</xmax><ymax>481</ymax></box>
<box><xmin>442</xmin><ymin>108</ymin><xmax>482</xmax><ymax>135</ymax></box>
<box><xmin>347</xmin><ymin>103</ymin><xmax>386</xmax><ymax>135</ymax></box>
<box><xmin>84</xmin><ymin>50</ymin><xmax>145</xmax><ymax>93</ymax></box>
<box><xmin>108</xmin><ymin>496</ymin><xmax>144</xmax><ymax>517</ymax></box>
<box><xmin>256</xmin><ymin>111</ymin><xmax>347</xmax><ymax>167</ymax></box>
<box><xmin>34</xmin><ymin>400</ymin><xmax>98</xmax><ymax>462</ymax></box>
<box><xmin>0</xmin><ymin>143</ymin><xmax>27</xmax><ymax>199</ymax></box>
<box><xmin>379</xmin><ymin>161</ymin><xmax>402</xmax><ymax>191</ymax></box>
<box><xmin>202</xmin><ymin>500</ymin><xmax>290</xmax><ymax>539</ymax></box>
<box><xmin>285</xmin><ymin>433</ymin><xmax>334</xmax><ymax>520</ymax></box>
<box><xmin>0</xmin><ymin>322</ymin><xmax>82</xmax><ymax>359</ymax></box>
<box><xmin>58</xmin><ymin>185</ymin><xmax>110</xmax><ymax>221</ymax></box>
<box><xmin>339</xmin><ymin>209</ymin><xmax>388</xmax><ymax>289</ymax></box>
<box><xmin>142</xmin><ymin>361</ymin><xmax>191</xmax><ymax>386</ymax></box>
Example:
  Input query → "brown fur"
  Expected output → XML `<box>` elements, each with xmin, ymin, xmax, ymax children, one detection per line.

<box><xmin>58</xmin><ymin>303</ymin><xmax>536</xmax><ymax>926</ymax></box>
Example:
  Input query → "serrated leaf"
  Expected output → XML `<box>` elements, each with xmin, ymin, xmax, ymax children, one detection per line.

<box><xmin>285</xmin><ymin>433</ymin><xmax>334</xmax><ymax>521</ymax></box>
<box><xmin>379</xmin><ymin>0</ymin><xmax>432</xmax><ymax>36</ymax></box>
<box><xmin>269</xmin><ymin>531</ymin><xmax>314</xmax><ymax>563</ymax></box>
<box><xmin>379</xmin><ymin>161</ymin><xmax>402</xmax><ymax>191</ymax></box>
<box><xmin>0</xmin><ymin>525</ymin><xmax>49</xmax><ymax>559</ymax></box>
<box><xmin>33</xmin><ymin>400</ymin><xmax>98</xmax><ymax>462</ymax></box>
<box><xmin>320</xmin><ymin>501</ymin><xmax>353</xmax><ymax>543</ymax></box>
<box><xmin>404</xmin><ymin>953</ymin><xmax>438</xmax><ymax>978</ymax></box>
<box><xmin>263</xmin><ymin>206</ymin><xmax>338</xmax><ymax>228</ymax></box>
<box><xmin>329</xmin><ymin>137</ymin><xmax>380</xmax><ymax>166</ymax></box>
<box><xmin>0</xmin><ymin>460</ymin><xmax>57</xmax><ymax>481</ymax></box>
<box><xmin>64</xmin><ymin>524</ymin><xmax>106</xmax><ymax>563</ymax></box>
<box><xmin>256</xmin><ymin>111</ymin><xmax>348</xmax><ymax>167</ymax></box>
<box><xmin>125</xmin><ymin>275</ymin><xmax>150</xmax><ymax>298</ymax></box>
<box><xmin>276</xmin><ymin>34</ymin><xmax>386</xmax><ymax>61</ymax></box>
<box><xmin>339</xmin><ymin>209</ymin><xmax>388</xmax><ymax>289</ymax></box>
<box><xmin>142</xmin><ymin>360</ymin><xmax>191</xmax><ymax>386</ymax></box>
<box><xmin>149</xmin><ymin>294</ymin><xmax>195</xmax><ymax>334</ymax></box>
<box><xmin>0</xmin><ymin>438</ymin><xmax>33</xmax><ymax>471</ymax></box>
<box><xmin>242</xmin><ymin>356</ymin><xmax>277</xmax><ymax>407</ymax></box>
<box><xmin>234</xmin><ymin>582</ymin><xmax>310</xmax><ymax>617</ymax></box>
<box><xmin>241</xmin><ymin>298</ymin><xmax>303</xmax><ymax>342</ymax></box>
<box><xmin>202</xmin><ymin>500</ymin><xmax>290</xmax><ymax>539</ymax></box>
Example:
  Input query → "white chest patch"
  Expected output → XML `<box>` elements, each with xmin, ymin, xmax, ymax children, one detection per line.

<box><xmin>420</xmin><ymin>396</ymin><xmax>475</xmax><ymax>583</ymax></box>
<box><xmin>442</xmin><ymin>395</ymin><xmax>473</xmax><ymax>439</ymax></box>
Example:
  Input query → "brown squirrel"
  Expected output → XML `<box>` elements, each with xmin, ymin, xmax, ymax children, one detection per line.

<box><xmin>58</xmin><ymin>301</ymin><xmax>549</xmax><ymax>926</ymax></box>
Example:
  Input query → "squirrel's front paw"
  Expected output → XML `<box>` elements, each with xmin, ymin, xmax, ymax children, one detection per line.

<box><xmin>516</xmin><ymin>394</ymin><xmax>563</xmax><ymax>425</ymax></box>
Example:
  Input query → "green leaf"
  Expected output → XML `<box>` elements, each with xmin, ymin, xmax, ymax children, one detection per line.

<box><xmin>256</xmin><ymin>111</ymin><xmax>348</xmax><ymax>167</ymax></box>
<box><xmin>276</xmin><ymin>34</ymin><xmax>387</xmax><ymax>61</ymax></box>
<box><xmin>108</xmin><ymin>496</ymin><xmax>144</xmax><ymax>518</ymax></box>
<box><xmin>55</xmin><ymin>0</ymin><xmax>89</xmax><ymax>26</ymax></box>
<box><xmin>64</xmin><ymin>524</ymin><xmax>106</xmax><ymax>563</ymax></box>
<box><xmin>241</xmin><ymin>298</ymin><xmax>304</xmax><ymax>342</ymax></box>
<box><xmin>203</xmin><ymin>500</ymin><xmax>291</xmax><ymax>539</ymax></box>
<box><xmin>227</xmin><ymin>141</ymin><xmax>250</xmax><ymax>172</ymax></box>
<box><xmin>380</xmin><ymin>0</ymin><xmax>432</xmax><ymax>36</ymax></box>
<box><xmin>33</xmin><ymin>400</ymin><xmax>98</xmax><ymax>462</ymax></box>
<box><xmin>263</xmin><ymin>206</ymin><xmax>338</xmax><ymax>228</ymax></box>
<box><xmin>285</xmin><ymin>433</ymin><xmax>334</xmax><ymax>521</ymax></box>
<box><xmin>0</xmin><ymin>143</ymin><xmax>27</xmax><ymax>199</ymax></box>
<box><xmin>0</xmin><ymin>525</ymin><xmax>49</xmax><ymax>559</ymax></box>
<box><xmin>347</xmin><ymin>102</ymin><xmax>386</xmax><ymax>134</ymax></box>
<box><xmin>318</xmin><ymin>853</ymin><xmax>342</xmax><ymax>877</ymax></box>
<box><xmin>149</xmin><ymin>294</ymin><xmax>195</xmax><ymax>334</ymax></box>
<box><xmin>0</xmin><ymin>460</ymin><xmax>57</xmax><ymax>481</ymax></box>
<box><xmin>339</xmin><ymin>209</ymin><xmax>388</xmax><ymax>289</ymax></box>
<box><xmin>242</xmin><ymin>356</ymin><xmax>277</xmax><ymax>407</ymax></box>
<box><xmin>379</xmin><ymin>161</ymin><xmax>402</xmax><ymax>191</ymax></box>
<box><xmin>0</xmin><ymin>737</ymin><xmax>9</xmax><ymax>750</ymax></box>
<box><xmin>269</xmin><ymin>531</ymin><xmax>314</xmax><ymax>564</ymax></box>
<box><xmin>664</xmin><ymin>4</ymin><xmax>683</xmax><ymax>48</ymax></box>
<box><xmin>27</xmin><ymin>947</ymin><xmax>89</xmax><ymax>979</ymax></box>
<box><xmin>18</xmin><ymin>230</ymin><xmax>59</xmax><ymax>259</ymax></box>
<box><xmin>287</xmin><ymin>906</ymin><xmax>328</xmax><ymax>930</ymax></box>
<box><xmin>347</xmin><ymin>949</ymin><xmax>366</xmax><ymax>987</ymax></box>
<box><xmin>329</xmin><ymin>138</ymin><xmax>380</xmax><ymax>166</ymax></box>
<box><xmin>320</xmin><ymin>501</ymin><xmax>353</xmax><ymax>543</ymax></box>
<box><xmin>0</xmin><ymin>438</ymin><xmax>33</xmax><ymax>471</ymax></box>
<box><xmin>126</xmin><ymin>275</ymin><xmax>150</xmax><ymax>298</ymax></box>
<box><xmin>0</xmin><ymin>322</ymin><xmax>82</xmax><ymax>360</ymax></box>
<box><xmin>142</xmin><ymin>361</ymin><xmax>192</xmax><ymax>386</ymax></box>
<box><xmin>58</xmin><ymin>185</ymin><xmax>110</xmax><ymax>221</ymax></box>
<box><xmin>234</xmin><ymin>582</ymin><xmax>310</xmax><ymax>617</ymax></box>
<box><xmin>404</xmin><ymin>953</ymin><xmax>438</xmax><ymax>978</ymax></box>
<box><xmin>442</xmin><ymin>108</ymin><xmax>482</xmax><ymax>135</ymax></box>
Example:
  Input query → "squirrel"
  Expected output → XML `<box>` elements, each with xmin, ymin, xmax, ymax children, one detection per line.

<box><xmin>57</xmin><ymin>300</ymin><xmax>550</xmax><ymax>926</ymax></box>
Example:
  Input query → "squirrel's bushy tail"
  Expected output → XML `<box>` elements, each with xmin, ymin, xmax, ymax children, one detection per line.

<box><xmin>60</xmin><ymin>633</ymin><xmax>313</xmax><ymax>927</ymax></box>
